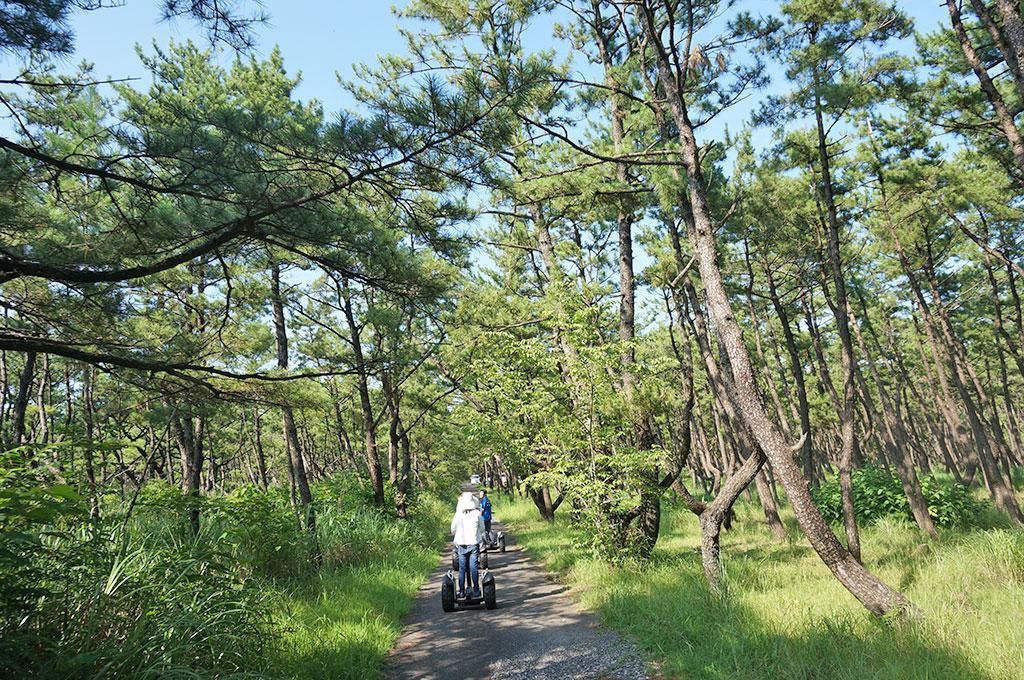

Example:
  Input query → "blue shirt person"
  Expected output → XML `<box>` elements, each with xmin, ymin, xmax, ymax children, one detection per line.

<box><xmin>479</xmin><ymin>490</ymin><xmax>493</xmax><ymax>536</ymax></box>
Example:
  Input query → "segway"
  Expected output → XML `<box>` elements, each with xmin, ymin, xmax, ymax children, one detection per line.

<box><xmin>482</xmin><ymin>529</ymin><xmax>505</xmax><ymax>553</ymax></box>
<box><xmin>441</xmin><ymin>569</ymin><xmax>496</xmax><ymax>612</ymax></box>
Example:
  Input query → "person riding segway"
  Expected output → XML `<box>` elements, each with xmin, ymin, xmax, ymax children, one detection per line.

<box><xmin>450</xmin><ymin>492</ymin><xmax>483</xmax><ymax>600</ymax></box>
<box><xmin>478</xmin><ymin>489</ymin><xmax>506</xmax><ymax>553</ymax></box>
<box><xmin>442</xmin><ymin>491</ymin><xmax>497</xmax><ymax>611</ymax></box>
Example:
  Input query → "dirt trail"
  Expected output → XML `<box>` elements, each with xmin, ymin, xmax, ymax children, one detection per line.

<box><xmin>384</xmin><ymin>523</ymin><xmax>648</xmax><ymax>680</ymax></box>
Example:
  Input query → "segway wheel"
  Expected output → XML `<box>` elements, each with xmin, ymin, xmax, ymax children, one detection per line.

<box><xmin>483</xmin><ymin>580</ymin><xmax>496</xmax><ymax>610</ymax></box>
<box><xmin>441</xmin><ymin>573</ymin><xmax>455</xmax><ymax>613</ymax></box>
<box><xmin>498</xmin><ymin>535</ymin><xmax>506</xmax><ymax>553</ymax></box>
<box><xmin>480</xmin><ymin>551</ymin><xmax>489</xmax><ymax>569</ymax></box>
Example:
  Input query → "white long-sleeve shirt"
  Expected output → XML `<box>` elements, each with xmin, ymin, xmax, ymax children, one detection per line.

<box><xmin>451</xmin><ymin>508</ymin><xmax>484</xmax><ymax>546</ymax></box>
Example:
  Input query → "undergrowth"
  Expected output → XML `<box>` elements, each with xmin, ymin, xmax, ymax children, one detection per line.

<box><xmin>502</xmin><ymin>492</ymin><xmax>1024</xmax><ymax>680</ymax></box>
<box><xmin>0</xmin><ymin>461</ymin><xmax>446</xmax><ymax>679</ymax></box>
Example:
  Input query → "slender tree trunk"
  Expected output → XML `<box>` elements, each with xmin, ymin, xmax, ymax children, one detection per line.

<box><xmin>766</xmin><ymin>269</ymin><xmax>815</xmax><ymax>482</ymax></box>
<box><xmin>340</xmin><ymin>278</ymin><xmax>385</xmax><ymax>506</ymax></box>
<box><xmin>531</xmin><ymin>202</ymin><xmax>584</xmax><ymax>395</ymax></box>
<box><xmin>754</xmin><ymin>468</ymin><xmax>787</xmax><ymax>540</ymax></box>
<box><xmin>638</xmin><ymin>6</ymin><xmax>912</xmax><ymax>614</ymax></box>
<box><xmin>169</xmin><ymin>407</ymin><xmax>201</xmax><ymax>534</ymax></box>
<box><xmin>83</xmin><ymin>366</ymin><xmax>99</xmax><ymax>519</ymax></box>
<box><xmin>1007</xmin><ymin>256</ymin><xmax>1024</xmax><ymax>354</ymax></box>
<box><xmin>35</xmin><ymin>353</ymin><xmax>49</xmax><ymax>444</ymax></box>
<box><xmin>11</xmin><ymin>351</ymin><xmax>36</xmax><ymax>447</ymax></box>
<box><xmin>252</xmin><ymin>407</ymin><xmax>269</xmax><ymax>490</ymax></box>
<box><xmin>271</xmin><ymin>261</ymin><xmax>316</xmax><ymax>528</ymax></box>
<box><xmin>591</xmin><ymin>0</ymin><xmax>639</xmax><ymax>396</ymax></box>
<box><xmin>0</xmin><ymin>350</ymin><xmax>8</xmax><ymax>441</ymax></box>
<box><xmin>810</xmin><ymin>122</ymin><xmax>862</xmax><ymax>550</ymax></box>
<box><xmin>382</xmin><ymin>372</ymin><xmax>412</xmax><ymax>517</ymax></box>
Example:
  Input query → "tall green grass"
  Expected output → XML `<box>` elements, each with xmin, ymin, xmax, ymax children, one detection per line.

<box><xmin>502</xmin><ymin>494</ymin><xmax>1024</xmax><ymax>680</ymax></box>
<box><xmin>1</xmin><ymin>466</ymin><xmax>448</xmax><ymax>680</ymax></box>
<box><xmin>0</xmin><ymin>484</ymin><xmax>274</xmax><ymax>678</ymax></box>
<box><xmin>268</xmin><ymin>496</ymin><xmax>448</xmax><ymax>680</ymax></box>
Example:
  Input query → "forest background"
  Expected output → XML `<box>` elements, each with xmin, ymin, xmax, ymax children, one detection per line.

<box><xmin>1</xmin><ymin>1</ymin><xmax>1023</xmax><ymax>678</ymax></box>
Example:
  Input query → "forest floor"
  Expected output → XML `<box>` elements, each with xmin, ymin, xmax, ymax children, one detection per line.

<box><xmin>501</xmin><ymin>494</ymin><xmax>1024</xmax><ymax>680</ymax></box>
<box><xmin>384</xmin><ymin>522</ymin><xmax>649</xmax><ymax>680</ymax></box>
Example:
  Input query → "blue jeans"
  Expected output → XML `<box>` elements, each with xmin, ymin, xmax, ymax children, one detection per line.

<box><xmin>456</xmin><ymin>543</ymin><xmax>479</xmax><ymax>594</ymax></box>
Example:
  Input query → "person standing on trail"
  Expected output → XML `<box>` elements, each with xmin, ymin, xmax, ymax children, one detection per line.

<box><xmin>451</xmin><ymin>492</ymin><xmax>484</xmax><ymax>599</ymax></box>
<box><xmin>479</xmin><ymin>489</ymin><xmax>493</xmax><ymax>542</ymax></box>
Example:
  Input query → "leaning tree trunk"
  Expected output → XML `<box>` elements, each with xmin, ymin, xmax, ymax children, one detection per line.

<box><xmin>699</xmin><ymin>452</ymin><xmax>766</xmax><ymax>590</ymax></box>
<box><xmin>665</xmin><ymin>213</ymin><xmax>782</xmax><ymax>575</ymax></box>
<box><xmin>638</xmin><ymin>5</ymin><xmax>912</xmax><ymax>615</ymax></box>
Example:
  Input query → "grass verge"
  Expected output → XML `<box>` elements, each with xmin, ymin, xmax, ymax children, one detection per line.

<box><xmin>267</xmin><ymin>497</ymin><xmax>447</xmax><ymax>680</ymax></box>
<box><xmin>500</xmin><ymin>494</ymin><xmax>1024</xmax><ymax>680</ymax></box>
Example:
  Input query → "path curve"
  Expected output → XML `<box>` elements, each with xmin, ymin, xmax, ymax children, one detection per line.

<box><xmin>384</xmin><ymin>523</ymin><xmax>649</xmax><ymax>680</ymax></box>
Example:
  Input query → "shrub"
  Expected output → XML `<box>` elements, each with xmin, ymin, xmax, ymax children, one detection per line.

<box><xmin>314</xmin><ymin>491</ymin><xmax>447</xmax><ymax>568</ymax></box>
<box><xmin>211</xmin><ymin>485</ymin><xmax>311</xmax><ymax>579</ymax></box>
<box><xmin>812</xmin><ymin>465</ymin><xmax>981</xmax><ymax>528</ymax></box>
<box><xmin>918</xmin><ymin>474</ymin><xmax>982</xmax><ymax>528</ymax></box>
<box><xmin>0</xmin><ymin>470</ymin><xmax>274</xmax><ymax>679</ymax></box>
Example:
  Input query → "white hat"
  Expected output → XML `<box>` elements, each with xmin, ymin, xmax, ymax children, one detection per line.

<box><xmin>456</xmin><ymin>491</ymin><xmax>479</xmax><ymax>512</ymax></box>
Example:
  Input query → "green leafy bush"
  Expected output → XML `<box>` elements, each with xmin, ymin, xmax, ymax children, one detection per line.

<box><xmin>918</xmin><ymin>474</ymin><xmax>982</xmax><ymax>527</ymax></box>
<box><xmin>314</xmin><ymin>490</ymin><xmax>447</xmax><ymax>567</ymax></box>
<box><xmin>213</xmin><ymin>484</ymin><xmax>311</xmax><ymax>579</ymax></box>
<box><xmin>0</xmin><ymin>470</ymin><xmax>273</xmax><ymax>679</ymax></box>
<box><xmin>812</xmin><ymin>465</ymin><xmax>981</xmax><ymax>528</ymax></box>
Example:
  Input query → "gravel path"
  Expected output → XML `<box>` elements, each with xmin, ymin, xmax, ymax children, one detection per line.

<box><xmin>384</xmin><ymin>523</ymin><xmax>649</xmax><ymax>680</ymax></box>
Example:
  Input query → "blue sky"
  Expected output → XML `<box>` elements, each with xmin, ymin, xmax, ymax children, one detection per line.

<box><xmin>64</xmin><ymin>1</ymin><xmax>410</xmax><ymax>112</ymax></box>
<box><xmin>59</xmin><ymin>1</ymin><xmax>950</xmax><ymax>124</ymax></box>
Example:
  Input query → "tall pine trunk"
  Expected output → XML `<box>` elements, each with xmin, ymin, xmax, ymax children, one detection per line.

<box><xmin>340</xmin><ymin>278</ymin><xmax>385</xmax><ymax>506</ymax></box>
<box><xmin>271</xmin><ymin>262</ymin><xmax>316</xmax><ymax>528</ymax></box>
<box><xmin>639</xmin><ymin>5</ymin><xmax>912</xmax><ymax>614</ymax></box>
